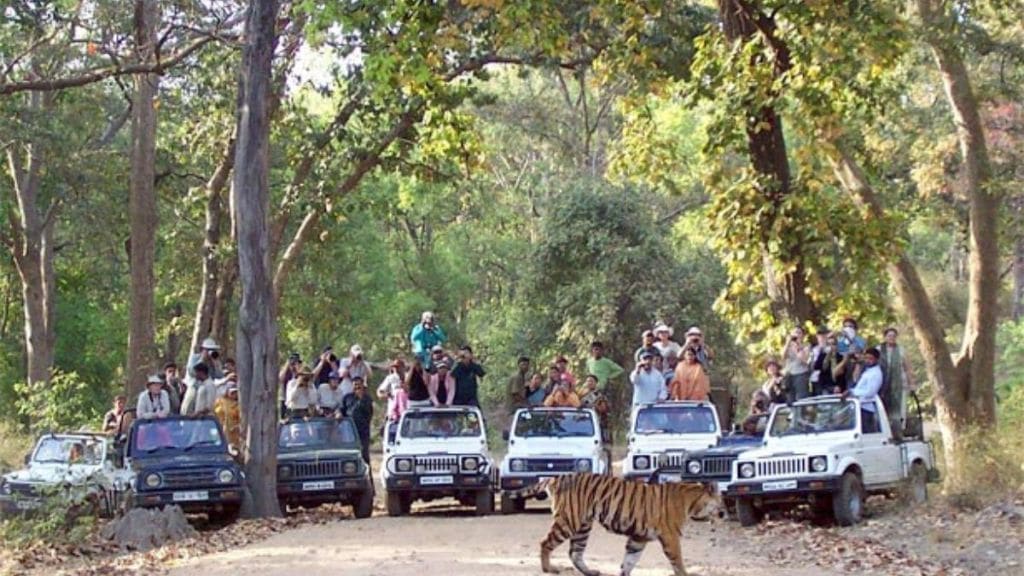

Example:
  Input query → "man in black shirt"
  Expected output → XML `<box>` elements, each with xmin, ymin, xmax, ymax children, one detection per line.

<box><xmin>342</xmin><ymin>377</ymin><xmax>374</xmax><ymax>464</ymax></box>
<box><xmin>451</xmin><ymin>345</ymin><xmax>486</xmax><ymax>407</ymax></box>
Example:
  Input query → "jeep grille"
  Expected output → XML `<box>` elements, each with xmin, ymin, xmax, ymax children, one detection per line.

<box><xmin>524</xmin><ymin>458</ymin><xmax>576</xmax><ymax>473</ymax></box>
<box><xmin>414</xmin><ymin>455</ymin><xmax>458</xmax><ymax>474</ymax></box>
<box><xmin>696</xmin><ymin>456</ymin><xmax>735</xmax><ymax>478</ymax></box>
<box><xmin>756</xmin><ymin>456</ymin><xmax>807</xmax><ymax>479</ymax></box>
<box><xmin>293</xmin><ymin>459</ymin><xmax>356</xmax><ymax>479</ymax></box>
<box><xmin>161</xmin><ymin>468</ymin><xmax>219</xmax><ymax>488</ymax></box>
<box><xmin>657</xmin><ymin>452</ymin><xmax>687</xmax><ymax>469</ymax></box>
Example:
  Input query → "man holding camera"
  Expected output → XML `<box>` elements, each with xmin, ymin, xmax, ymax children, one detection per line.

<box><xmin>683</xmin><ymin>326</ymin><xmax>714</xmax><ymax>370</ymax></box>
<box><xmin>780</xmin><ymin>326</ymin><xmax>811</xmax><ymax>403</ymax></box>
<box><xmin>185</xmin><ymin>337</ymin><xmax>223</xmax><ymax>387</ymax></box>
<box><xmin>338</xmin><ymin>344</ymin><xmax>372</xmax><ymax>397</ymax></box>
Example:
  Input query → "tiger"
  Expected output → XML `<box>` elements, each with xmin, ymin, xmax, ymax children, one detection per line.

<box><xmin>514</xmin><ymin>472</ymin><xmax>720</xmax><ymax>576</ymax></box>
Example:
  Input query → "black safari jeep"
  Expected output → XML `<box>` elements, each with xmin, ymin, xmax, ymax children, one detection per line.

<box><xmin>276</xmin><ymin>418</ymin><xmax>374</xmax><ymax>518</ymax></box>
<box><xmin>123</xmin><ymin>416</ymin><xmax>245</xmax><ymax>523</ymax></box>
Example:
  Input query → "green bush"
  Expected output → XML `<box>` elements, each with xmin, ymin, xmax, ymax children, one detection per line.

<box><xmin>13</xmin><ymin>371</ymin><xmax>110</xmax><ymax>434</ymax></box>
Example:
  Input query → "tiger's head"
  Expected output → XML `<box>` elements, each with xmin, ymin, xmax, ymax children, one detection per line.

<box><xmin>676</xmin><ymin>482</ymin><xmax>723</xmax><ymax>523</ymax></box>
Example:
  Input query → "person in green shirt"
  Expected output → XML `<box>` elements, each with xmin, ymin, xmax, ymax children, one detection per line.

<box><xmin>585</xmin><ymin>341</ymin><xmax>625</xmax><ymax>389</ymax></box>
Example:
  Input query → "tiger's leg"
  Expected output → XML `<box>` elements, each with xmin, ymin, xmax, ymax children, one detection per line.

<box><xmin>568</xmin><ymin>521</ymin><xmax>598</xmax><ymax>576</ymax></box>
<box><xmin>657</xmin><ymin>532</ymin><xmax>687</xmax><ymax>576</ymax></box>
<box><xmin>618</xmin><ymin>535</ymin><xmax>648</xmax><ymax>576</ymax></box>
<box><xmin>540</xmin><ymin>517</ymin><xmax>573</xmax><ymax>573</ymax></box>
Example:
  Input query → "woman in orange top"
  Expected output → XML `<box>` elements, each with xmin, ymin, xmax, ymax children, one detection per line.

<box><xmin>670</xmin><ymin>347</ymin><xmax>711</xmax><ymax>401</ymax></box>
<box><xmin>544</xmin><ymin>381</ymin><xmax>581</xmax><ymax>408</ymax></box>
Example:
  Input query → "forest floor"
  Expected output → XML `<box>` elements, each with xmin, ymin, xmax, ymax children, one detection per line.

<box><xmin>2</xmin><ymin>489</ymin><xmax>1021</xmax><ymax>576</ymax></box>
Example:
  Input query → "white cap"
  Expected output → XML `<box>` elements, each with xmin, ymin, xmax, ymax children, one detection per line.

<box><xmin>201</xmin><ymin>337</ymin><xmax>220</xmax><ymax>350</ymax></box>
<box><xmin>421</xmin><ymin>311</ymin><xmax>435</xmax><ymax>323</ymax></box>
<box><xmin>686</xmin><ymin>327</ymin><xmax>702</xmax><ymax>337</ymax></box>
<box><xmin>654</xmin><ymin>323</ymin><xmax>673</xmax><ymax>336</ymax></box>
<box><xmin>350</xmin><ymin>344</ymin><xmax>363</xmax><ymax>356</ymax></box>
<box><xmin>147</xmin><ymin>374</ymin><xmax>163</xmax><ymax>385</ymax></box>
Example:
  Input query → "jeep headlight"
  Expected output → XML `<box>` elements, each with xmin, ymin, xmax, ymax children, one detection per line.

<box><xmin>739</xmin><ymin>463</ymin><xmax>755</xmax><ymax>479</ymax></box>
<box><xmin>510</xmin><ymin>458</ymin><xmax>525</xmax><ymax>473</ymax></box>
<box><xmin>576</xmin><ymin>459</ymin><xmax>592</xmax><ymax>472</ymax></box>
<box><xmin>395</xmin><ymin>458</ymin><xmax>413</xmax><ymax>473</ymax></box>
<box><xmin>144</xmin><ymin>473</ymin><xmax>161</xmax><ymax>488</ymax></box>
<box><xmin>633</xmin><ymin>455</ymin><xmax>650</xmax><ymax>470</ymax></box>
<box><xmin>687</xmin><ymin>460</ymin><xmax>702</xmax><ymax>475</ymax></box>
<box><xmin>278</xmin><ymin>465</ymin><xmax>291</xmax><ymax>479</ymax></box>
<box><xmin>218</xmin><ymin>469</ymin><xmax>235</xmax><ymax>484</ymax></box>
<box><xmin>810</xmin><ymin>456</ymin><xmax>828</xmax><ymax>473</ymax></box>
<box><xmin>461</xmin><ymin>457</ymin><xmax>479</xmax><ymax>472</ymax></box>
<box><xmin>343</xmin><ymin>461</ymin><xmax>358</xmax><ymax>475</ymax></box>
<box><xmin>0</xmin><ymin>480</ymin><xmax>10</xmax><ymax>495</ymax></box>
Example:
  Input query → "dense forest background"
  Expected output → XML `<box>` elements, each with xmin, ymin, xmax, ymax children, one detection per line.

<box><xmin>1</xmin><ymin>0</ymin><xmax>1023</xmax><ymax>502</ymax></box>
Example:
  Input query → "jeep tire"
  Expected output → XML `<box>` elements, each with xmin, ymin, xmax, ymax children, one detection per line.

<box><xmin>902</xmin><ymin>462</ymin><xmax>928</xmax><ymax>506</ymax></box>
<box><xmin>736</xmin><ymin>497</ymin><xmax>763</xmax><ymax>527</ymax></box>
<box><xmin>474</xmin><ymin>489</ymin><xmax>494</xmax><ymax>516</ymax></box>
<box><xmin>209</xmin><ymin>504</ymin><xmax>241</xmax><ymax>527</ymax></box>
<box><xmin>386</xmin><ymin>490</ymin><xmax>405</xmax><ymax>517</ymax></box>
<box><xmin>832</xmin><ymin>471</ymin><xmax>865</xmax><ymax>526</ymax></box>
<box><xmin>500</xmin><ymin>493</ymin><xmax>518</xmax><ymax>515</ymax></box>
<box><xmin>354</xmin><ymin>488</ymin><xmax>374</xmax><ymax>519</ymax></box>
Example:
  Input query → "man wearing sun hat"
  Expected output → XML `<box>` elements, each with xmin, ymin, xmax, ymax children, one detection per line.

<box><xmin>652</xmin><ymin>323</ymin><xmax>682</xmax><ymax>360</ymax></box>
<box><xmin>683</xmin><ymin>326</ymin><xmax>714</xmax><ymax>370</ymax></box>
<box><xmin>137</xmin><ymin>374</ymin><xmax>171</xmax><ymax>419</ymax></box>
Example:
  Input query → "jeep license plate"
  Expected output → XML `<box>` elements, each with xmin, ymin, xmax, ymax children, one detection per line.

<box><xmin>762</xmin><ymin>480</ymin><xmax>797</xmax><ymax>491</ymax></box>
<box><xmin>302</xmin><ymin>481</ymin><xmax>334</xmax><ymax>491</ymax></box>
<box><xmin>420</xmin><ymin>475</ymin><xmax>453</xmax><ymax>485</ymax></box>
<box><xmin>15</xmin><ymin>500</ymin><xmax>39</xmax><ymax>510</ymax></box>
<box><xmin>660</xmin><ymin>473</ymin><xmax>682</xmax><ymax>483</ymax></box>
<box><xmin>172</xmin><ymin>490</ymin><xmax>209</xmax><ymax>502</ymax></box>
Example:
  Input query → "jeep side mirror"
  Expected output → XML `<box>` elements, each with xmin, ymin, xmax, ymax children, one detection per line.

<box><xmin>24</xmin><ymin>453</ymin><xmax>31</xmax><ymax>466</ymax></box>
<box><xmin>501</xmin><ymin>430</ymin><xmax>510</xmax><ymax>441</ymax></box>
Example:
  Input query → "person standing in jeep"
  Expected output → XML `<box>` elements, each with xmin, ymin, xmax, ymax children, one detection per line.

<box><xmin>451</xmin><ymin>345</ymin><xmax>486</xmax><ymax>407</ymax></box>
<box><xmin>342</xmin><ymin>377</ymin><xmax>374</xmax><ymax>464</ymax></box>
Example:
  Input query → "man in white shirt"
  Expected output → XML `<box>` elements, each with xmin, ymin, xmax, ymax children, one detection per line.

<box><xmin>317</xmin><ymin>371</ymin><xmax>345</xmax><ymax>416</ymax></box>
<box><xmin>848</xmin><ymin>348</ymin><xmax>883</xmax><ymax>433</ymax></box>
<box><xmin>182</xmin><ymin>363</ymin><xmax>217</xmax><ymax>416</ymax></box>
<box><xmin>138</xmin><ymin>375</ymin><xmax>171</xmax><ymax>419</ymax></box>
<box><xmin>338</xmin><ymin>344</ymin><xmax>372</xmax><ymax>397</ymax></box>
<box><xmin>630</xmin><ymin>351</ymin><xmax>667</xmax><ymax>406</ymax></box>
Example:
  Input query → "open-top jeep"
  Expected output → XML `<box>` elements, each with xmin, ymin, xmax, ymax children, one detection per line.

<box><xmin>0</xmin><ymin>433</ymin><xmax>120</xmax><ymax>517</ymax></box>
<box><xmin>727</xmin><ymin>395</ymin><xmax>938</xmax><ymax>527</ymax></box>
<box><xmin>123</xmin><ymin>416</ymin><xmax>245</xmax><ymax>523</ymax></box>
<box><xmin>498</xmin><ymin>407</ymin><xmax>609</xmax><ymax>514</ymax></box>
<box><xmin>382</xmin><ymin>406</ymin><xmax>494</xmax><ymax>516</ymax></box>
<box><xmin>276</xmin><ymin>417</ymin><xmax>374</xmax><ymax>518</ymax></box>
<box><xmin>621</xmin><ymin>401</ymin><xmax>721</xmax><ymax>481</ymax></box>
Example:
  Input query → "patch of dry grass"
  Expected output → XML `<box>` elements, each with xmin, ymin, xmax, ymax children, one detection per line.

<box><xmin>0</xmin><ymin>422</ymin><xmax>33</xmax><ymax>473</ymax></box>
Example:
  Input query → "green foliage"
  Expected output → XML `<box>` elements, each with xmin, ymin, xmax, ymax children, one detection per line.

<box><xmin>0</xmin><ymin>488</ymin><xmax>97</xmax><ymax>549</ymax></box>
<box><xmin>14</xmin><ymin>371</ymin><xmax>110</xmax><ymax>434</ymax></box>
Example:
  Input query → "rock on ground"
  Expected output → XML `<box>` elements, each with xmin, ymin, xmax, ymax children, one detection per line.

<box><xmin>100</xmin><ymin>505</ymin><xmax>198</xmax><ymax>551</ymax></box>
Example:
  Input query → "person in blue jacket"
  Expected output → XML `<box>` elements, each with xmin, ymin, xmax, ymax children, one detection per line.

<box><xmin>410</xmin><ymin>311</ymin><xmax>446</xmax><ymax>368</ymax></box>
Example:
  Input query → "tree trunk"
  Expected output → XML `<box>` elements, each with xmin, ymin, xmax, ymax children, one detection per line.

<box><xmin>189</xmin><ymin>136</ymin><xmax>235</xmax><ymax>355</ymax></box>
<box><xmin>231</xmin><ymin>0</ymin><xmax>281</xmax><ymax>519</ymax></box>
<box><xmin>5</xmin><ymin>91</ymin><xmax>56</xmax><ymax>389</ymax></box>
<box><xmin>212</xmin><ymin>254</ymin><xmax>238</xmax><ymax>348</ymax></box>
<box><xmin>917</xmin><ymin>0</ymin><xmax>999</xmax><ymax>438</ymax></box>
<box><xmin>717</xmin><ymin>0</ymin><xmax>819</xmax><ymax>326</ymax></box>
<box><xmin>1013</xmin><ymin>232</ymin><xmax>1024</xmax><ymax>322</ymax></box>
<box><xmin>126</xmin><ymin>0</ymin><xmax>161</xmax><ymax>398</ymax></box>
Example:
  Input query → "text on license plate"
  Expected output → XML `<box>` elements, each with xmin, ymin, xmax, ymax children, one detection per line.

<box><xmin>762</xmin><ymin>480</ymin><xmax>798</xmax><ymax>491</ymax></box>
<box><xmin>302</xmin><ymin>481</ymin><xmax>334</xmax><ymax>491</ymax></box>
<box><xmin>659</xmin><ymin>473</ymin><xmax>682</xmax><ymax>483</ymax></box>
<box><xmin>420</xmin><ymin>475</ymin><xmax>453</xmax><ymax>485</ymax></box>
<box><xmin>172</xmin><ymin>490</ymin><xmax>209</xmax><ymax>502</ymax></box>
<box><xmin>16</xmin><ymin>500</ymin><xmax>40</xmax><ymax>510</ymax></box>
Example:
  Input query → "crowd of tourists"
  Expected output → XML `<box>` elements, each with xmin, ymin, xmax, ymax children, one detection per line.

<box><xmin>100</xmin><ymin>311</ymin><xmax>915</xmax><ymax>463</ymax></box>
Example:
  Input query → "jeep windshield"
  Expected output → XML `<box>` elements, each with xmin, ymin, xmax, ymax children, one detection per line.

<box><xmin>279</xmin><ymin>419</ymin><xmax>360</xmax><ymax>451</ymax></box>
<box><xmin>514</xmin><ymin>410</ymin><xmax>594</xmax><ymax>438</ymax></box>
<box><xmin>401</xmin><ymin>411</ymin><xmax>482</xmax><ymax>439</ymax></box>
<box><xmin>770</xmin><ymin>401</ymin><xmax>857</xmax><ymax>437</ymax></box>
<box><xmin>634</xmin><ymin>405</ymin><xmax>717</xmax><ymax>435</ymax></box>
<box><xmin>133</xmin><ymin>419</ymin><xmax>225</xmax><ymax>454</ymax></box>
<box><xmin>32</xmin><ymin>437</ymin><xmax>103</xmax><ymax>466</ymax></box>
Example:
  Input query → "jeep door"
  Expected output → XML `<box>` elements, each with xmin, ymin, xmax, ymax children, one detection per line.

<box><xmin>857</xmin><ymin>401</ymin><xmax>901</xmax><ymax>485</ymax></box>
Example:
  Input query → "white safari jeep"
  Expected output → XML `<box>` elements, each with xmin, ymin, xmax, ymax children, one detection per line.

<box><xmin>0</xmin><ymin>433</ymin><xmax>122</xmax><ymax>517</ymax></box>
<box><xmin>382</xmin><ymin>406</ymin><xmax>495</xmax><ymax>516</ymax></box>
<box><xmin>498</xmin><ymin>407</ymin><xmax>610</xmax><ymax>514</ymax></box>
<box><xmin>621</xmin><ymin>401</ymin><xmax>721</xmax><ymax>481</ymax></box>
<box><xmin>726</xmin><ymin>395</ymin><xmax>938</xmax><ymax>527</ymax></box>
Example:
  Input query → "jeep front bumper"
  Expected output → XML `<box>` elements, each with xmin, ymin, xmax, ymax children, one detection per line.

<box><xmin>725</xmin><ymin>475</ymin><xmax>841</xmax><ymax>502</ymax></box>
<box><xmin>132</xmin><ymin>486</ymin><xmax>244</xmax><ymax>512</ymax></box>
<box><xmin>385</xmin><ymin>473</ymin><xmax>490</xmax><ymax>493</ymax></box>
<box><xmin>277</xmin><ymin>476</ymin><xmax>371</xmax><ymax>504</ymax></box>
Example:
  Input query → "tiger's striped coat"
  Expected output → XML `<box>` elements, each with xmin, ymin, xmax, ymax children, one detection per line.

<box><xmin>520</xmin><ymin>473</ymin><xmax>718</xmax><ymax>576</ymax></box>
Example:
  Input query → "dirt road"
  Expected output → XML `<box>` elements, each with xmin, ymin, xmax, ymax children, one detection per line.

<box><xmin>168</xmin><ymin>501</ymin><xmax>836</xmax><ymax>576</ymax></box>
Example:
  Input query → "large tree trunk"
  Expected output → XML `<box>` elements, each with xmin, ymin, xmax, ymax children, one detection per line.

<box><xmin>231</xmin><ymin>0</ymin><xmax>281</xmax><ymax>519</ymax></box>
<box><xmin>189</xmin><ymin>136</ymin><xmax>235</xmax><ymax>355</ymax></box>
<box><xmin>917</xmin><ymin>0</ymin><xmax>999</xmax><ymax>444</ymax></box>
<box><xmin>1013</xmin><ymin>231</ymin><xmax>1024</xmax><ymax>322</ymax></box>
<box><xmin>5</xmin><ymin>91</ymin><xmax>56</xmax><ymax>389</ymax></box>
<box><xmin>126</xmin><ymin>0</ymin><xmax>161</xmax><ymax>397</ymax></box>
<box><xmin>717</xmin><ymin>0</ymin><xmax>819</xmax><ymax>326</ymax></box>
